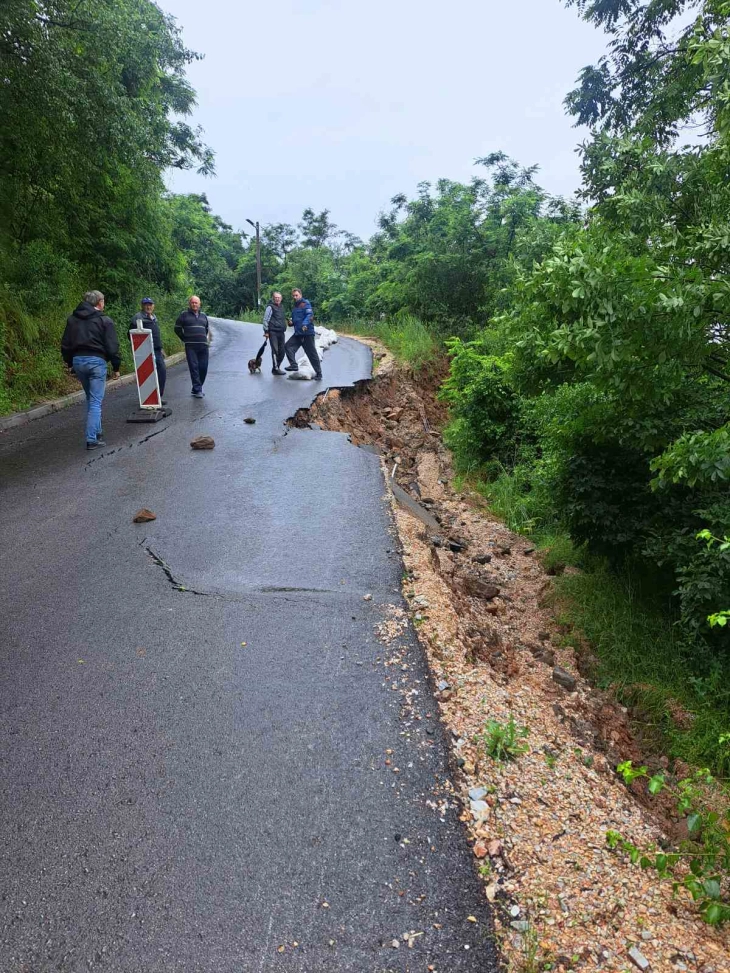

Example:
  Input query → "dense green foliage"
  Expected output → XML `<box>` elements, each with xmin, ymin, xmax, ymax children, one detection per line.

<box><xmin>228</xmin><ymin>154</ymin><xmax>579</xmax><ymax>327</ymax></box>
<box><xmin>438</xmin><ymin>0</ymin><xmax>730</xmax><ymax>771</ymax></box>
<box><xmin>442</xmin><ymin>0</ymin><xmax>730</xmax><ymax>634</ymax></box>
<box><xmin>0</xmin><ymin>1</ymin><xmax>245</xmax><ymax>412</ymax></box>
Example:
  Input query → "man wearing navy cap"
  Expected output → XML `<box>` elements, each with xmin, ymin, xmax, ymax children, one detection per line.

<box><xmin>130</xmin><ymin>298</ymin><xmax>167</xmax><ymax>403</ymax></box>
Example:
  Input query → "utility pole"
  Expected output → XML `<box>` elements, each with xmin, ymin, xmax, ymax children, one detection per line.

<box><xmin>246</xmin><ymin>218</ymin><xmax>262</xmax><ymax>308</ymax></box>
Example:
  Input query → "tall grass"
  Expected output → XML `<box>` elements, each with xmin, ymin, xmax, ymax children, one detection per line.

<box><xmin>237</xmin><ymin>310</ymin><xmax>264</xmax><ymax>324</ymax></box>
<box><xmin>554</xmin><ymin>565</ymin><xmax>730</xmax><ymax>776</ymax></box>
<box><xmin>342</xmin><ymin>314</ymin><xmax>441</xmax><ymax>368</ymax></box>
<box><xmin>456</xmin><ymin>460</ymin><xmax>730</xmax><ymax>774</ymax></box>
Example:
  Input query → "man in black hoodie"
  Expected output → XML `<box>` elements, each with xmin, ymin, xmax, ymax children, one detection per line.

<box><xmin>61</xmin><ymin>290</ymin><xmax>121</xmax><ymax>450</ymax></box>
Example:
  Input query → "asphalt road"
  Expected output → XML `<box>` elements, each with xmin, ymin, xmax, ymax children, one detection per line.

<box><xmin>0</xmin><ymin>320</ymin><xmax>497</xmax><ymax>973</ymax></box>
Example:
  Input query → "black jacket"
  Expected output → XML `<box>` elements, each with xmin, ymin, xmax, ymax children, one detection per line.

<box><xmin>130</xmin><ymin>311</ymin><xmax>162</xmax><ymax>353</ymax></box>
<box><xmin>61</xmin><ymin>302</ymin><xmax>121</xmax><ymax>370</ymax></box>
<box><xmin>263</xmin><ymin>300</ymin><xmax>287</xmax><ymax>333</ymax></box>
<box><xmin>174</xmin><ymin>309</ymin><xmax>209</xmax><ymax>345</ymax></box>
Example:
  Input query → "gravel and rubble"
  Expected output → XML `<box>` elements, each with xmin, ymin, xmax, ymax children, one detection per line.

<box><xmin>292</xmin><ymin>342</ymin><xmax>730</xmax><ymax>973</ymax></box>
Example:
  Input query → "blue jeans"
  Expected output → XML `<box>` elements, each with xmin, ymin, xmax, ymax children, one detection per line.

<box><xmin>72</xmin><ymin>355</ymin><xmax>107</xmax><ymax>443</ymax></box>
<box><xmin>155</xmin><ymin>351</ymin><xmax>166</xmax><ymax>396</ymax></box>
<box><xmin>185</xmin><ymin>345</ymin><xmax>208</xmax><ymax>394</ymax></box>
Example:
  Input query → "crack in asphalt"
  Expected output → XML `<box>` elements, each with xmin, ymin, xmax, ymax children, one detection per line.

<box><xmin>142</xmin><ymin>543</ymin><xmax>351</xmax><ymax>603</ymax></box>
<box><xmin>144</xmin><ymin>544</ymin><xmax>211</xmax><ymax>596</ymax></box>
<box><xmin>84</xmin><ymin>427</ymin><xmax>170</xmax><ymax>467</ymax></box>
<box><xmin>137</xmin><ymin>426</ymin><xmax>169</xmax><ymax>444</ymax></box>
<box><xmin>258</xmin><ymin>585</ymin><xmax>334</xmax><ymax>593</ymax></box>
<box><xmin>141</xmin><ymin>545</ymin><xmax>336</xmax><ymax>600</ymax></box>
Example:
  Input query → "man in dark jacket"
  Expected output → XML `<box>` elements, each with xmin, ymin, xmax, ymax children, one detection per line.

<box><xmin>284</xmin><ymin>288</ymin><xmax>322</xmax><ymax>380</ymax></box>
<box><xmin>262</xmin><ymin>291</ymin><xmax>287</xmax><ymax>374</ymax></box>
<box><xmin>130</xmin><ymin>298</ymin><xmax>167</xmax><ymax>403</ymax></box>
<box><xmin>175</xmin><ymin>295</ymin><xmax>211</xmax><ymax>398</ymax></box>
<box><xmin>61</xmin><ymin>290</ymin><xmax>121</xmax><ymax>450</ymax></box>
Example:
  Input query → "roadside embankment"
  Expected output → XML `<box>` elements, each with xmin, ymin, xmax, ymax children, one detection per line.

<box><xmin>289</xmin><ymin>341</ymin><xmax>730</xmax><ymax>973</ymax></box>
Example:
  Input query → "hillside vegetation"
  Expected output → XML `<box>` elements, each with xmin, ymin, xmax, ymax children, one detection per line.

<box><xmin>0</xmin><ymin>0</ymin><xmax>249</xmax><ymax>412</ymax></box>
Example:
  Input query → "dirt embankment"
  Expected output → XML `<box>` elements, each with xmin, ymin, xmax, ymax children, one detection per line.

<box><xmin>291</xmin><ymin>343</ymin><xmax>729</xmax><ymax>973</ymax></box>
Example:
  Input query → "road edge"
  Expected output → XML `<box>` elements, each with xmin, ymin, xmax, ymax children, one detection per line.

<box><xmin>0</xmin><ymin>352</ymin><xmax>187</xmax><ymax>434</ymax></box>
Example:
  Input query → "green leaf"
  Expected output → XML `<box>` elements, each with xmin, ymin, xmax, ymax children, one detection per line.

<box><xmin>703</xmin><ymin>878</ymin><xmax>721</xmax><ymax>900</ymax></box>
<box><xmin>703</xmin><ymin>902</ymin><xmax>724</xmax><ymax>925</ymax></box>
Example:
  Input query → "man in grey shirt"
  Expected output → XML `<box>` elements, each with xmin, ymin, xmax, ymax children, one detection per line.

<box><xmin>262</xmin><ymin>291</ymin><xmax>287</xmax><ymax>375</ymax></box>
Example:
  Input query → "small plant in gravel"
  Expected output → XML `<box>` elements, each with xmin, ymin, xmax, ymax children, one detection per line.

<box><xmin>512</xmin><ymin>925</ymin><xmax>555</xmax><ymax>973</ymax></box>
<box><xmin>479</xmin><ymin>716</ymin><xmax>530</xmax><ymax>761</ymax></box>
<box><xmin>607</xmin><ymin>760</ymin><xmax>730</xmax><ymax>925</ymax></box>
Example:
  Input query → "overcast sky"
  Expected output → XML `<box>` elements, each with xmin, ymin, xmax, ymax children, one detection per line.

<box><xmin>163</xmin><ymin>0</ymin><xmax>609</xmax><ymax>241</ymax></box>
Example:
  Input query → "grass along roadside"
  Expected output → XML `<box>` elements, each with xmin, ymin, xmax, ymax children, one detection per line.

<box><xmin>458</xmin><ymin>468</ymin><xmax>730</xmax><ymax>778</ymax></box>
<box><xmin>552</xmin><ymin>565</ymin><xmax>730</xmax><ymax>777</ymax></box>
<box><xmin>339</xmin><ymin>315</ymin><xmax>441</xmax><ymax>369</ymax></box>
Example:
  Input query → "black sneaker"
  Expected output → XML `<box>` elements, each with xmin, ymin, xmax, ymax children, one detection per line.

<box><xmin>161</xmin><ymin>399</ymin><xmax>168</xmax><ymax>405</ymax></box>
<box><xmin>284</xmin><ymin>364</ymin><xmax>299</xmax><ymax>372</ymax></box>
<box><xmin>314</xmin><ymin>374</ymin><xmax>323</xmax><ymax>381</ymax></box>
<box><xmin>272</xmin><ymin>367</ymin><xmax>285</xmax><ymax>375</ymax></box>
<box><xmin>86</xmin><ymin>439</ymin><xmax>106</xmax><ymax>450</ymax></box>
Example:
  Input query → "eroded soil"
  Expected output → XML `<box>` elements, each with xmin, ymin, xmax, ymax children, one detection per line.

<box><xmin>290</xmin><ymin>343</ymin><xmax>729</xmax><ymax>973</ymax></box>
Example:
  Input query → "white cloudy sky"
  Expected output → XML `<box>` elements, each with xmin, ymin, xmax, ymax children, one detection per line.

<box><xmin>164</xmin><ymin>0</ymin><xmax>609</xmax><ymax>240</ymax></box>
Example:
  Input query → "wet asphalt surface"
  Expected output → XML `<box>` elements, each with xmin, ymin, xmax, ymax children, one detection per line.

<box><xmin>0</xmin><ymin>320</ymin><xmax>497</xmax><ymax>972</ymax></box>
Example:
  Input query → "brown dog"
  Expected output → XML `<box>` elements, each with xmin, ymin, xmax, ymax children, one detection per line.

<box><xmin>248</xmin><ymin>337</ymin><xmax>267</xmax><ymax>375</ymax></box>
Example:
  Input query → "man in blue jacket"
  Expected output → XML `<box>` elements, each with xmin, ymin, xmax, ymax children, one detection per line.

<box><xmin>284</xmin><ymin>288</ymin><xmax>322</xmax><ymax>380</ymax></box>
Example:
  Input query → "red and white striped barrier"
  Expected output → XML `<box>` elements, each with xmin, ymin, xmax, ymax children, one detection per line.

<box><xmin>129</xmin><ymin>328</ymin><xmax>161</xmax><ymax>408</ymax></box>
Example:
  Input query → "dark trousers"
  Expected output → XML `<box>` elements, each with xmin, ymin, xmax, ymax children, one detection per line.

<box><xmin>285</xmin><ymin>333</ymin><xmax>321</xmax><ymax>375</ymax></box>
<box><xmin>269</xmin><ymin>331</ymin><xmax>286</xmax><ymax>368</ymax></box>
<box><xmin>154</xmin><ymin>351</ymin><xmax>166</xmax><ymax>396</ymax></box>
<box><xmin>185</xmin><ymin>344</ymin><xmax>209</xmax><ymax>393</ymax></box>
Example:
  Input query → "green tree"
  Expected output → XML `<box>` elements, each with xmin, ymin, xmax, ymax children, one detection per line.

<box><xmin>298</xmin><ymin>208</ymin><xmax>337</xmax><ymax>248</ymax></box>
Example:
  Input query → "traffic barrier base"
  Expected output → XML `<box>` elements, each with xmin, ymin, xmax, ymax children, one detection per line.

<box><xmin>126</xmin><ymin>407</ymin><xmax>172</xmax><ymax>423</ymax></box>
